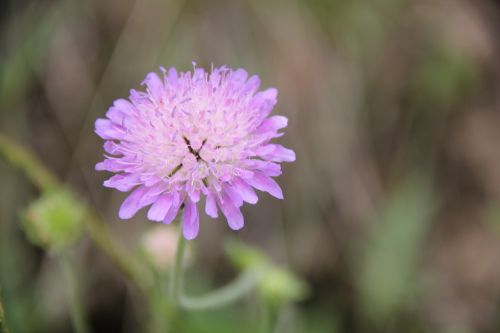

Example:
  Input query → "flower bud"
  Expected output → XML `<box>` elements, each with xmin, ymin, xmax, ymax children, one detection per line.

<box><xmin>225</xmin><ymin>240</ymin><xmax>309</xmax><ymax>306</ymax></box>
<box><xmin>22</xmin><ymin>189</ymin><xmax>85</xmax><ymax>253</ymax></box>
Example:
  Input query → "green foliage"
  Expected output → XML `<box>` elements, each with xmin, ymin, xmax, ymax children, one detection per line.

<box><xmin>357</xmin><ymin>175</ymin><xmax>436</xmax><ymax>323</ymax></box>
<box><xmin>412</xmin><ymin>47</ymin><xmax>480</xmax><ymax>110</ymax></box>
<box><xmin>22</xmin><ymin>189</ymin><xmax>86</xmax><ymax>254</ymax></box>
<box><xmin>177</xmin><ymin>308</ymin><xmax>258</xmax><ymax>333</ymax></box>
<box><xmin>0</xmin><ymin>295</ymin><xmax>8</xmax><ymax>333</ymax></box>
<box><xmin>0</xmin><ymin>3</ymin><xmax>61</xmax><ymax>108</ymax></box>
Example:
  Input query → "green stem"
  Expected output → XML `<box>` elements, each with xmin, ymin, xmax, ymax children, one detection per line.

<box><xmin>0</xmin><ymin>132</ymin><xmax>153</xmax><ymax>294</ymax></box>
<box><xmin>169</xmin><ymin>231</ymin><xmax>186</xmax><ymax>310</ymax></box>
<box><xmin>0</xmin><ymin>133</ymin><xmax>59</xmax><ymax>191</ymax></box>
<box><xmin>149</xmin><ymin>290</ymin><xmax>171</xmax><ymax>333</ymax></box>
<box><xmin>0</xmin><ymin>293</ymin><xmax>9</xmax><ymax>333</ymax></box>
<box><xmin>85</xmin><ymin>211</ymin><xmax>152</xmax><ymax>294</ymax></box>
<box><xmin>259</xmin><ymin>300</ymin><xmax>275</xmax><ymax>333</ymax></box>
<box><xmin>180</xmin><ymin>269</ymin><xmax>259</xmax><ymax>310</ymax></box>
<box><xmin>169</xmin><ymin>229</ymin><xmax>261</xmax><ymax>311</ymax></box>
<box><xmin>60</xmin><ymin>253</ymin><xmax>90</xmax><ymax>333</ymax></box>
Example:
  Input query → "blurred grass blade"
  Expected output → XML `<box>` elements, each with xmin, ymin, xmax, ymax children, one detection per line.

<box><xmin>357</xmin><ymin>174</ymin><xmax>437</xmax><ymax>323</ymax></box>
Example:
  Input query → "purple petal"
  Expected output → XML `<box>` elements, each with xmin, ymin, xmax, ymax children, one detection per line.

<box><xmin>95</xmin><ymin>159</ymin><xmax>130</xmax><ymax>172</ymax></box>
<box><xmin>142</xmin><ymin>175</ymin><xmax>162</xmax><ymax>187</ymax></box>
<box><xmin>205</xmin><ymin>193</ymin><xmax>218</xmax><ymax>218</ymax></box>
<box><xmin>106</xmin><ymin>107</ymin><xmax>128</xmax><ymax>124</ymax></box>
<box><xmin>242</xmin><ymin>75</ymin><xmax>261</xmax><ymax>95</ymax></box>
<box><xmin>142</xmin><ymin>72</ymin><xmax>164</xmax><ymax>101</ymax></box>
<box><xmin>223</xmin><ymin>185</ymin><xmax>243</xmax><ymax>207</ymax></box>
<box><xmin>246</xmin><ymin>173</ymin><xmax>284</xmax><ymax>199</ymax></box>
<box><xmin>254</xmin><ymin>144</ymin><xmax>275</xmax><ymax>155</ymax></box>
<box><xmin>147</xmin><ymin>194</ymin><xmax>173</xmax><ymax>221</ymax></box>
<box><xmin>129</xmin><ymin>89</ymin><xmax>150</xmax><ymax>107</ymax></box>
<box><xmin>143</xmin><ymin>182</ymin><xmax>168</xmax><ymax>198</ymax></box>
<box><xmin>218</xmin><ymin>192</ymin><xmax>244</xmax><ymax>230</ymax></box>
<box><xmin>256</xmin><ymin>144</ymin><xmax>296</xmax><ymax>162</ymax></box>
<box><xmin>186</xmin><ymin>185</ymin><xmax>200</xmax><ymax>203</ymax></box>
<box><xmin>182</xmin><ymin>200</ymin><xmax>199</xmax><ymax>240</ymax></box>
<box><xmin>103</xmin><ymin>174</ymin><xmax>140</xmax><ymax>192</ymax></box>
<box><xmin>231</xmin><ymin>69</ymin><xmax>248</xmax><ymax>83</ymax></box>
<box><xmin>209</xmin><ymin>69</ymin><xmax>221</xmax><ymax>87</ymax></box>
<box><xmin>257</xmin><ymin>115</ymin><xmax>288</xmax><ymax>133</ymax></box>
<box><xmin>103</xmin><ymin>141</ymin><xmax>122</xmax><ymax>155</ymax></box>
<box><xmin>232</xmin><ymin>178</ymin><xmax>258</xmax><ymax>204</ymax></box>
<box><xmin>250</xmin><ymin>88</ymin><xmax>278</xmax><ymax>120</ymax></box>
<box><xmin>95</xmin><ymin>119</ymin><xmax>125</xmax><ymax>140</ymax></box>
<box><xmin>113</xmin><ymin>99</ymin><xmax>136</xmax><ymax>115</ymax></box>
<box><xmin>244</xmin><ymin>160</ymin><xmax>282</xmax><ymax>177</ymax></box>
<box><xmin>235</xmin><ymin>168</ymin><xmax>254</xmax><ymax>179</ymax></box>
<box><xmin>139</xmin><ymin>186</ymin><xmax>164</xmax><ymax>206</ymax></box>
<box><xmin>163</xmin><ymin>193</ymin><xmax>181</xmax><ymax>224</ymax></box>
<box><xmin>119</xmin><ymin>186</ymin><xmax>150</xmax><ymax>219</ymax></box>
<box><xmin>167</xmin><ymin>67</ymin><xmax>178</xmax><ymax>86</ymax></box>
<box><xmin>194</xmin><ymin>68</ymin><xmax>205</xmax><ymax>82</ymax></box>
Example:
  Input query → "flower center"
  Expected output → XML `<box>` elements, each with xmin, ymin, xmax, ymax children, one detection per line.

<box><xmin>183</xmin><ymin>136</ymin><xmax>206</xmax><ymax>162</ymax></box>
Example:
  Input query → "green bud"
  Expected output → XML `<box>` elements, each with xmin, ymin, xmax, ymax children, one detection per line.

<box><xmin>225</xmin><ymin>239</ymin><xmax>309</xmax><ymax>306</ymax></box>
<box><xmin>258</xmin><ymin>267</ymin><xmax>309</xmax><ymax>307</ymax></box>
<box><xmin>22</xmin><ymin>189</ymin><xmax>86</xmax><ymax>253</ymax></box>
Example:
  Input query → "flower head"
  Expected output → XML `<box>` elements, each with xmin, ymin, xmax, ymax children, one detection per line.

<box><xmin>95</xmin><ymin>65</ymin><xmax>295</xmax><ymax>239</ymax></box>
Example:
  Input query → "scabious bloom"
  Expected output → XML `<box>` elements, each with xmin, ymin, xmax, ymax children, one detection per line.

<box><xmin>95</xmin><ymin>65</ymin><xmax>295</xmax><ymax>239</ymax></box>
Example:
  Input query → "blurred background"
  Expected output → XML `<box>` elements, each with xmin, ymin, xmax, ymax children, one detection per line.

<box><xmin>2</xmin><ymin>0</ymin><xmax>500</xmax><ymax>332</ymax></box>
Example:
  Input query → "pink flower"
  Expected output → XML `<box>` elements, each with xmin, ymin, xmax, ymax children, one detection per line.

<box><xmin>95</xmin><ymin>65</ymin><xmax>295</xmax><ymax>239</ymax></box>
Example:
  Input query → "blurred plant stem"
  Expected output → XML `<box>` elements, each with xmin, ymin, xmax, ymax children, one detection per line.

<box><xmin>0</xmin><ymin>293</ymin><xmax>9</xmax><ymax>333</ymax></box>
<box><xmin>60</xmin><ymin>252</ymin><xmax>90</xmax><ymax>333</ymax></box>
<box><xmin>0</xmin><ymin>133</ymin><xmax>59</xmax><ymax>192</ymax></box>
<box><xmin>259</xmin><ymin>300</ymin><xmax>274</xmax><ymax>333</ymax></box>
<box><xmin>0</xmin><ymin>132</ymin><xmax>153</xmax><ymax>294</ymax></box>
<box><xmin>180</xmin><ymin>269</ymin><xmax>259</xmax><ymax>310</ymax></box>
<box><xmin>169</xmin><ymin>230</ymin><xmax>186</xmax><ymax>311</ymax></box>
<box><xmin>149</xmin><ymin>289</ymin><xmax>171</xmax><ymax>333</ymax></box>
<box><xmin>170</xmin><ymin>230</ymin><xmax>260</xmax><ymax>311</ymax></box>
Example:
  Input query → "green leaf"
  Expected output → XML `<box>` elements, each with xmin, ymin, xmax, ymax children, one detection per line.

<box><xmin>357</xmin><ymin>174</ymin><xmax>437</xmax><ymax>322</ymax></box>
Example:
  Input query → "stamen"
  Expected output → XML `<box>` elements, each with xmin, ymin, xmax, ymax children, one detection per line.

<box><xmin>168</xmin><ymin>163</ymin><xmax>183</xmax><ymax>177</ymax></box>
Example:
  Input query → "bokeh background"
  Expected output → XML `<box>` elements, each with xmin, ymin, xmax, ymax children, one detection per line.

<box><xmin>2</xmin><ymin>0</ymin><xmax>500</xmax><ymax>332</ymax></box>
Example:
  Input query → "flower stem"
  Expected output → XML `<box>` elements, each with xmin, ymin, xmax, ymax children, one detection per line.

<box><xmin>149</xmin><ymin>290</ymin><xmax>171</xmax><ymax>333</ymax></box>
<box><xmin>169</xmin><ymin>229</ymin><xmax>261</xmax><ymax>311</ymax></box>
<box><xmin>179</xmin><ymin>269</ymin><xmax>259</xmax><ymax>310</ymax></box>
<box><xmin>0</xmin><ymin>293</ymin><xmax>9</xmax><ymax>333</ymax></box>
<box><xmin>60</xmin><ymin>252</ymin><xmax>90</xmax><ymax>333</ymax></box>
<box><xmin>169</xmin><ymin>230</ymin><xmax>186</xmax><ymax>309</ymax></box>
<box><xmin>0</xmin><ymin>132</ymin><xmax>153</xmax><ymax>294</ymax></box>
